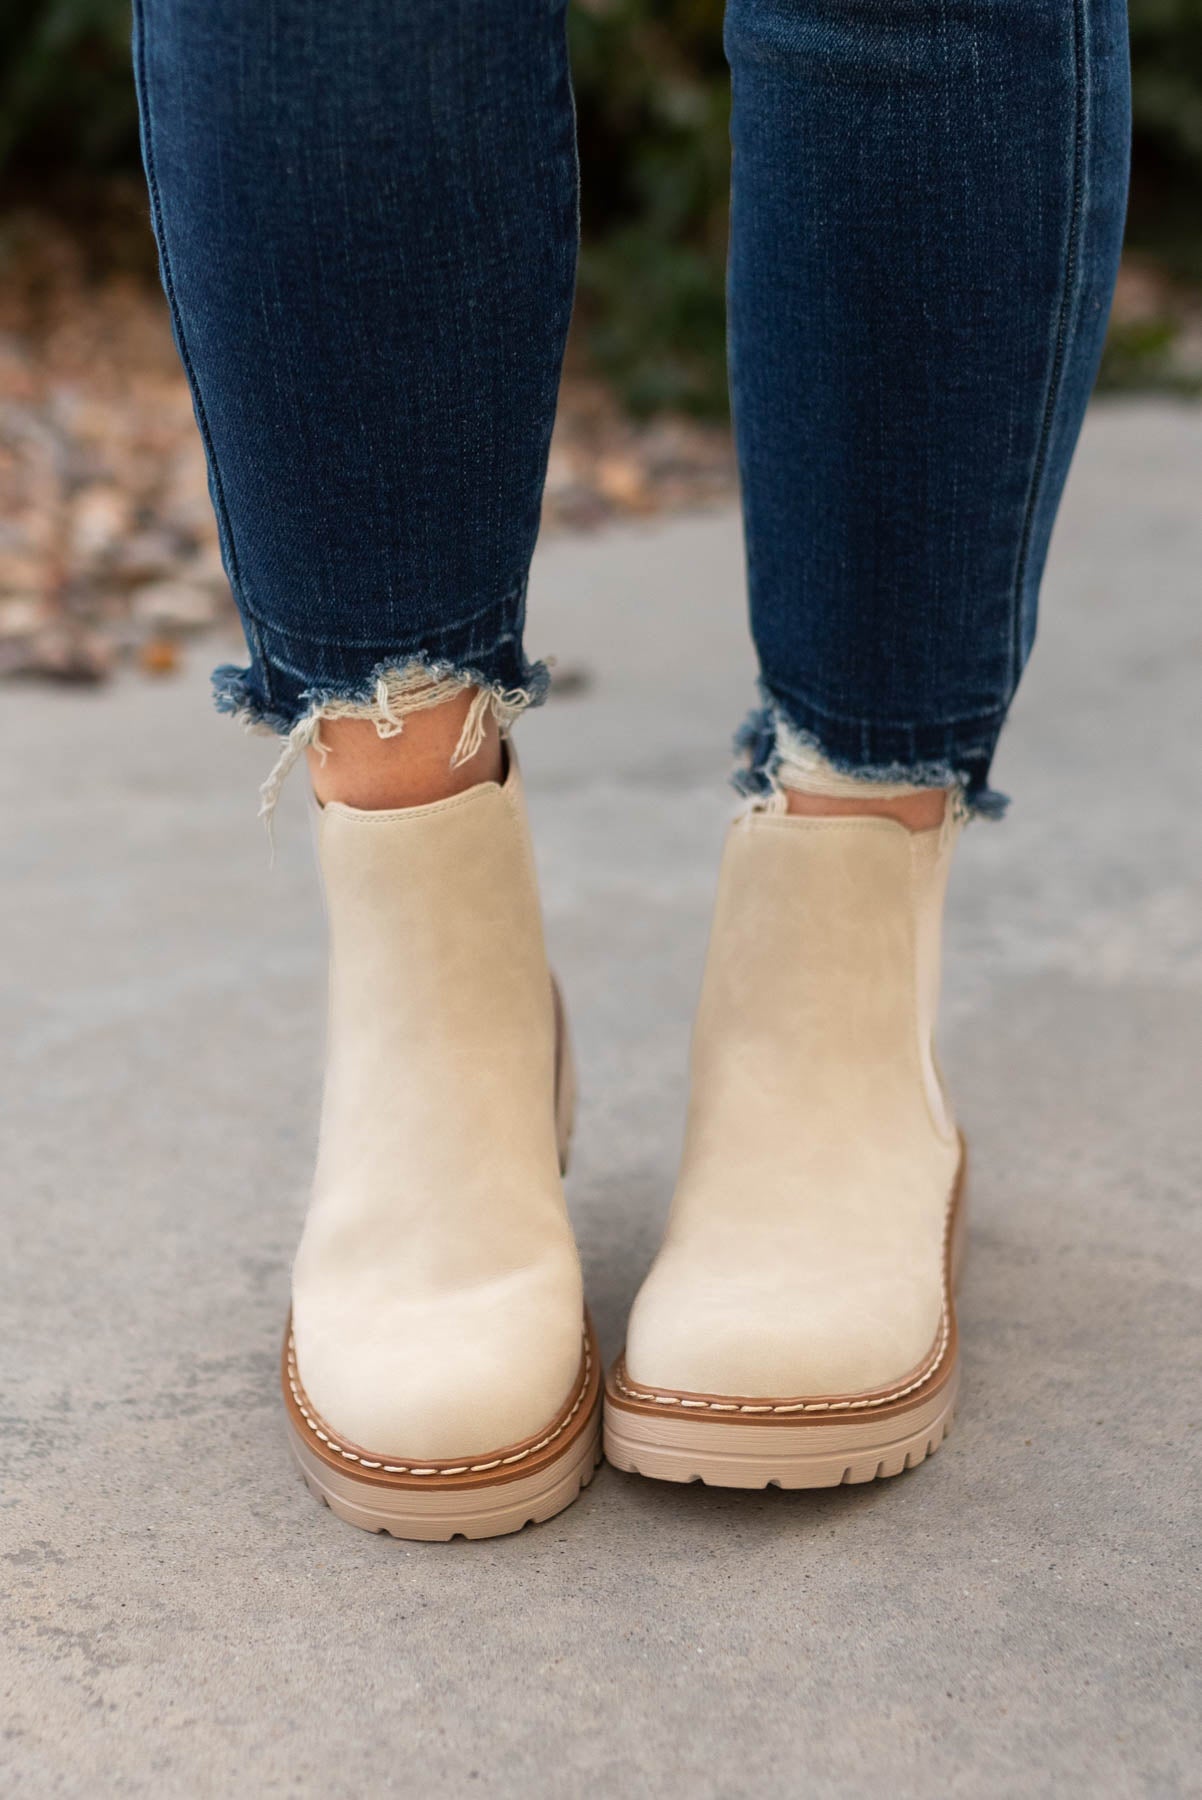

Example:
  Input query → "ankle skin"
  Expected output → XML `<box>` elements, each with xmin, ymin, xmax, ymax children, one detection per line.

<box><xmin>306</xmin><ymin>693</ymin><xmax>503</xmax><ymax>810</ymax></box>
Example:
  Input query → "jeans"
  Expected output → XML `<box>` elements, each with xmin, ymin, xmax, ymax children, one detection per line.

<box><xmin>133</xmin><ymin>0</ymin><xmax>1130</xmax><ymax>814</ymax></box>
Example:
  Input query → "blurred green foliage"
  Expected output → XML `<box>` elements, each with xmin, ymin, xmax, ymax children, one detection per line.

<box><xmin>572</xmin><ymin>0</ymin><xmax>1202</xmax><ymax>411</ymax></box>
<box><xmin>0</xmin><ymin>1</ymin><xmax>138</xmax><ymax>175</ymax></box>
<box><xmin>1130</xmin><ymin>0</ymin><xmax>1202</xmax><ymax>170</ymax></box>
<box><xmin>2</xmin><ymin>0</ymin><xmax>1200</xmax><ymax>411</ymax></box>
<box><xmin>571</xmin><ymin>0</ymin><xmax>732</xmax><ymax>415</ymax></box>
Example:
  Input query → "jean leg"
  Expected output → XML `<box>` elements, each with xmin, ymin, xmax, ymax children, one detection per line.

<box><xmin>724</xmin><ymin>0</ymin><xmax>1130</xmax><ymax>812</ymax></box>
<box><xmin>133</xmin><ymin>0</ymin><xmax>577</xmax><ymax>756</ymax></box>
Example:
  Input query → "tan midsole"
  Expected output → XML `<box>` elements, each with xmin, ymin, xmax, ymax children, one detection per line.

<box><xmin>289</xmin><ymin>1397</ymin><xmax>601</xmax><ymax>1534</ymax></box>
<box><xmin>606</xmin><ymin>1365</ymin><xmax>955</xmax><ymax>1466</ymax></box>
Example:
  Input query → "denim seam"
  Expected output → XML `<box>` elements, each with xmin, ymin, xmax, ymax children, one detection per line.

<box><xmin>235</xmin><ymin>586</ymin><xmax>527</xmax><ymax>653</ymax></box>
<box><xmin>132</xmin><ymin>0</ymin><xmax>272</xmax><ymax>706</ymax></box>
<box><xmin>260</xmin><ymin>640</ymin><xmax>522</xmax><ymax>691</ymax></box>
<box><xmin>1008</xmin><ymin>0</ymin><xmax>1088</xmax><ymax>696</ymax></box>
<box><xmin>762</xmin><ymin>679</ymin><xmax>1009</xmax><ymax>740</ymax></box>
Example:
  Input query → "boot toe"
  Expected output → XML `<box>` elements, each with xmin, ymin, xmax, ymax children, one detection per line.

<box><xmin>291</xmin><ymin>1253</ymin><xmax>586</xmax><ymax>1464</ymax></box>
<box><xmin>623</xmin><ymin>1249</ymin><xmax>944</xmax><ymax>1402</ymax></box>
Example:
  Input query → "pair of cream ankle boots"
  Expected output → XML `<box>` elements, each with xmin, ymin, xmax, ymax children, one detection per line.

<box><xmin>284</xmin><ymin>751</ymin><xmax>967</xmax><ymax>1539</ymax></box>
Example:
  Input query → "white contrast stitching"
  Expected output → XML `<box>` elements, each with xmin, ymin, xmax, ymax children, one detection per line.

<box><xmin>286</xmin><ymin>1331</ymin><xmax>592</xmax><ymax>1476</ymax></box>
<box><xmin>613</xmin><ymin>1178</ymin><xmax>958</xmax><ymax>1416</ymax></box>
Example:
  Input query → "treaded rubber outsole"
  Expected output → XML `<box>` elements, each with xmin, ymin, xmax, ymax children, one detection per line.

<box><xmin>603</xmin><ymin>1368</ymin><xmax>956</xmax><ymax>1489</ymax></box>
<box><xmin>288</xmin><ymin>1400</ymin><xmax>602</xmax><ymax>1540</ymax></box>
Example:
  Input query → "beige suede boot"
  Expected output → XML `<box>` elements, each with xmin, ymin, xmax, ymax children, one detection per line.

<box><xmin>284</xmin><ymin>754</ymin><xmax>599</xmax><ymax>1538</ymax></box>
<box><xmin>605</xmin><ymin>802</ymin><xmax>967</xmax><ymax>1488</ymax></box>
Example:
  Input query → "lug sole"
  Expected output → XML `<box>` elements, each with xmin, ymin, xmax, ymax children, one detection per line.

<box><xmin>289</xmin><ymin>1401</ymin><xmax>601</xmax><ymax>1540</ymax></box>
<box><xmin>284</xmin><ymin>1313</ymin><xmax>602</xmax><ymax>1541</ymax></box>
<box><xmin>603</xmin><ymin>1364</ymin><xmax>956</xmax><ymax>1488</ymax></box>
<box><xmin>604</xmin><ymin>1146</ymin><xmax>967</xmax><ymax>1492</ymax></box>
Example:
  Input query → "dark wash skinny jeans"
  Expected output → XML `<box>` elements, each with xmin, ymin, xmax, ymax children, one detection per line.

<box><xmin>133</xmin><ymin>0</ymin><xmax>1130</xmax><ymax>813</ymax></box>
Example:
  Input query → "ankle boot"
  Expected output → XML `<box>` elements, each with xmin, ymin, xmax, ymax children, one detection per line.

<box><xmin>605</xmin><ymin>804</ymin><xmax>967</xmax><ymax>1488</ymax></box>
<box><xmin>284</xmin><ymin>754</ymin><xmax>599</xmax><ymax>1538</ymax></box>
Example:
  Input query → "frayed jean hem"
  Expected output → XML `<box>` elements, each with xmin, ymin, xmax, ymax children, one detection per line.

<box><xmin>734</xmin><ymin>685</ymin><xmax>1010</xmax><ymax>821</ymax></box>
<box><xmin>212</xmin><ymin>646</ymin><xmax>550</xmax><ymax>823</ymax></box>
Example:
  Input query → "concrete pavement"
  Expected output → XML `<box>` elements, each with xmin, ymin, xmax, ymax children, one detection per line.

<box><xmin>2</xmin><ymin>399</ymin><xmax>1200</xmax><ymax>1796</ymax></box>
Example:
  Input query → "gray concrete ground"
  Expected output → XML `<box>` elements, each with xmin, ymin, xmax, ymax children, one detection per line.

<box><xmin>2</xmin><ymin>399</ymin><xmax>1201</xmax><ymax>1797</ymax></box>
